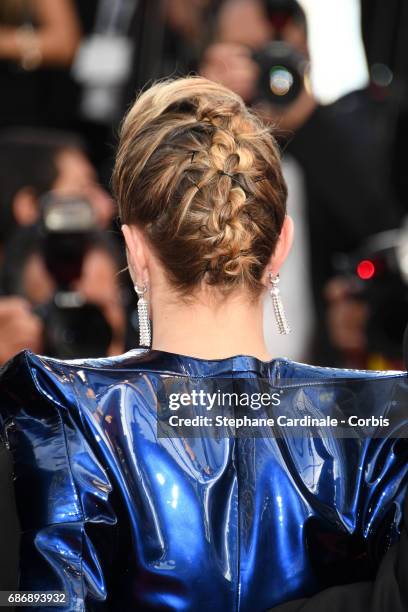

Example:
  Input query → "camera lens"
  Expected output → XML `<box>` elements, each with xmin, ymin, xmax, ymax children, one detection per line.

<box><xmin>255</xmin><ymin>41</ymin><xmax>308</xmax><ymax>106</ymax></box>
<box><xmin>269</xmin><ymin>66</ymin><xmax>294</xmax><ymax>97</ymax></box>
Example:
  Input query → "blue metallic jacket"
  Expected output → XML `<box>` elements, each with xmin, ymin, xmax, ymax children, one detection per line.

<box><xmin>0</xmin><ymin>349</ymin><xmax>407</xmax><ymax>612</ymax></box>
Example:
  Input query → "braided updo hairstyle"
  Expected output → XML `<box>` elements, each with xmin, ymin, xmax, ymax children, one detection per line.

<box><xmin>114</xmin><ymin>77</ymin><xmax>288</xmax><ymax>297</ymax></box>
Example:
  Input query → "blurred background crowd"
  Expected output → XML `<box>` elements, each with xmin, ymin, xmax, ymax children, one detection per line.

<box><xmin>0</xmin><ymin>0</ymin><xmax>407</xmax><ymax>369</ymax></box>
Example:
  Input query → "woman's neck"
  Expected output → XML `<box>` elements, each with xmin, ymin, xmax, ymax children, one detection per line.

<box><xmin>150</xmin><ymin>290</ymin><xmax>272</xmax><ymax>362</ymax></box>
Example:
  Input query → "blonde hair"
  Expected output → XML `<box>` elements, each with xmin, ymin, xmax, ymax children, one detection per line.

<box><xmin>113</xmin><ymin>76</ymin><xmax>287</xmax><ymax>297</ymax></box>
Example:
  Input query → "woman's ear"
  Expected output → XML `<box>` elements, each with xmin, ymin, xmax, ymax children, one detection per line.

<box><xmin>262</xmin><ymin>215</ymin><xmax>294</xmax><ymax>284</ymax></box>
<box><xmin>121</xmin><ymin>224</ymin><xmax>149</xmax><ymax>285</ymax></box>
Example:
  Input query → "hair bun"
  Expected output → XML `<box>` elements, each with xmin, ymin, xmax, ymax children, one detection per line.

<box><xmin>114</xmin><ymin>76</ymin><xmax>287</xmax><ymax>297</ymax></box>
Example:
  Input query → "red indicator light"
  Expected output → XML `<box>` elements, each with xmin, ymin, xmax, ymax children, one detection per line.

<box><xmin>357</xmin><ymin>259</ymin><xmax>375</xmax><ymax>280</ymax></box>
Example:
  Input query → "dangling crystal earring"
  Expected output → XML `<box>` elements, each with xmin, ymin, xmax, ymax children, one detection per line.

<box><xmin>134</xmin><ymin>283</ymin><xmax>151</xmax><ymax>347</ymax></box>
<box><xmin>269</xmin><ymin>272</ymin><xmax>291</xmax><ymax>335</ymax></box>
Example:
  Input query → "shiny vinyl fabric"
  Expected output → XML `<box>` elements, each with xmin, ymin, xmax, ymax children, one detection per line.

<box><xmin>0</xmin><ymin>349</ymin><xmax>407</xmax><ymax>612</ymax></box>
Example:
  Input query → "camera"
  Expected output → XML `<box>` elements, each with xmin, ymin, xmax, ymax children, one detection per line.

<box><xmin>334</xmin><ymin>222</ymin><xmax>408</xmax><ymax>360</ymax></box>
<box><xmin>254</xmin><ymin>0</ymin><xmax>310</xmax><ymax>106</ymax></box>
<box><xmin>255</xmin><ymin>41</ymin><xmax>309</xmax><ymax>106</ymax></box>
<box><xmin>34</xmin><ymin>194</ymin><xmax>113</xmax><ymax>359</ymax></box>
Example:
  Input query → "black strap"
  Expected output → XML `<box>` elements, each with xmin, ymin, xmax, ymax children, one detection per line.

<box><xmin>0</xmin><ymin>442</ymin><xmax>20</xmax><ymax>593</ymax></box>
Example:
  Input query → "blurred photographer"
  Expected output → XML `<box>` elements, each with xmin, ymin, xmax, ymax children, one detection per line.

<box><xmin>201</xmin><ymin>0</ymin><xmax>314</xmax><ymax>127</ymax></box>
<box><xmin>0</xmin><ymin>128</ymin><xmax>122</xmax><ymax>364</ymax></box>
<box><xmin>2</xmin><ymin>214</ymin><xmax>125</xmax><ymax>361</ymax></box>
<box><xmin>201</xmin><ymin>0</ymin><xmax>402</xmax><ymax>364</ymax></box>
<box><xmin>0</xmin><ymin>128</ymin><xmax>114</xmax><ymax>250</ymax></box>
<box><xmin>325</xmin><ymin>222</ymin><xmax>408</xmax><ymax>370</ymax></box>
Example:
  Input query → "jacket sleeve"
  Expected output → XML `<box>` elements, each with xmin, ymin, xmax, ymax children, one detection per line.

<box><xmin>269</xmin><ymin>369</ymin><xmax>408</xmax><ymax>612</ymax></box>
<box><xmin>269</xmin><ymin>489</ymin><xmax>408</xmax><ymax>612</ymax></box>
<box><xmin>0</xmin><ymin>350</ymin><xmax>117</xmax><ymax>612</ymax></box>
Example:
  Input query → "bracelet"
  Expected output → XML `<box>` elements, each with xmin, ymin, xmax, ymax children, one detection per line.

<box><xmin>15</xmin><ymin>24</ymin><xmax>42</xmax><ymax>71</ymax></box>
